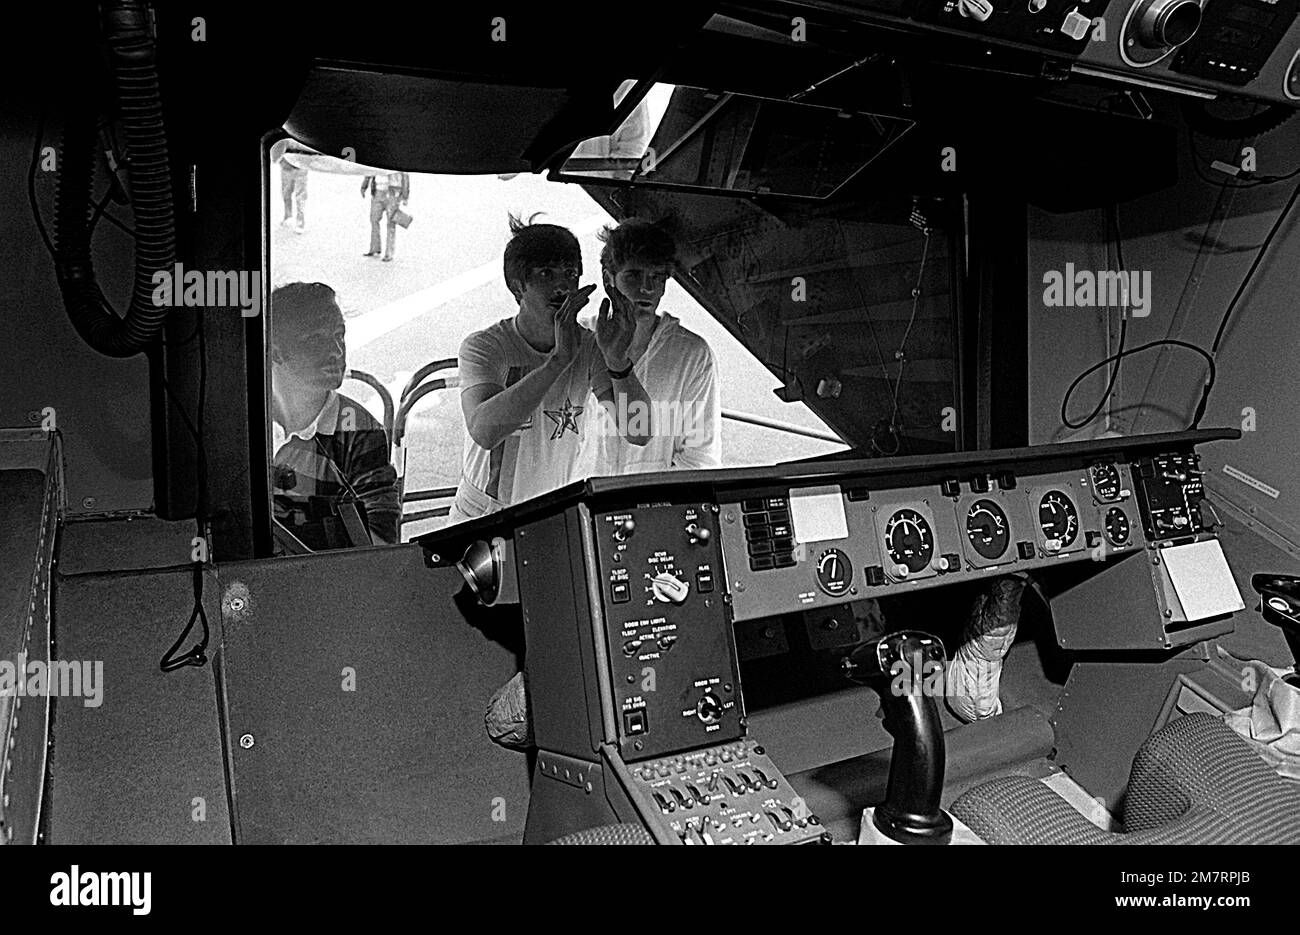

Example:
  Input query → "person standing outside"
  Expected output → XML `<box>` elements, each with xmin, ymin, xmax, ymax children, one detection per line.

<box><xmin>582</xmin><ymin>217</ymin><xmax>721</xmax><ymax>474</ymax></box>
<box><xmin>446</xmin><ymin>213</ymin><xmax>653</xmax><ymax>526</ymax></box>
<box><xmin>280</xmin><ymin>156</ymin><xmax>308</xmax><ymax>231</ymax></box>
<box><xmin>361</xmin><ymin>170</ymin><xmax>410</xmax><ymax>261</ymax></box>
<box><xmin>270</xmin><ymin>282</ymin><xmax>400</xmax><ymax>547</ymax></box>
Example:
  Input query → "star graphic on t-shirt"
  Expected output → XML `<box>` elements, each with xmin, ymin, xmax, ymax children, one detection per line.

<box><xmin>544</xmin><ymin>397</ymin><xmax>585</xmax><ymax>440</ymax></box>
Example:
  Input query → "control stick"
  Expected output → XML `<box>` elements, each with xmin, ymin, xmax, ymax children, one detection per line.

<box><xmin>1252</xmin><ymin>574</ymin><xmax>1300</xmax><ymax>689</ymax></box>
<box><xmin>842</xmin><ymin>631</ymin><xmax>954</xmax><ymax>845</ymax></box>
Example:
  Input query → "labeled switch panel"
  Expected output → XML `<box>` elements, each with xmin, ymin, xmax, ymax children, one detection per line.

<box><xmin>596</xmin><ymin>505</ymin><xmax>742</xmax><ymax>762</ymax></box>
<box><xmin>629</xmin><ymin>738</ymin><xmax>831</xmax><ymax>845</ymax></box>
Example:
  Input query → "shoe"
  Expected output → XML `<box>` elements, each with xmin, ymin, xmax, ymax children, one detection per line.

<box><xmin>382</xmin><ymin>255</ymin><xmax>393</xmax><ymax>262</ymax></box>
<box><xmin>363</xmin><ymin>251</ymin><xmax>379</xmax><ymax>257</ymax></box>
<box><xmin>294</xmin><ymin>223</ymin><xmax>306</xmax><ymax>234</ymax></box>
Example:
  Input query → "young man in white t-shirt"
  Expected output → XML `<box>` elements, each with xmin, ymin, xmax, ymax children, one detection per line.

<box><xmin>446</xmin><ymin>214</ymin><xmax>653</xmax><ymax>526</ymax></box>
<box><xmin>582</xmin><ymin>218</ymin><xmax>721</xmax><ymax>475</ymax></box>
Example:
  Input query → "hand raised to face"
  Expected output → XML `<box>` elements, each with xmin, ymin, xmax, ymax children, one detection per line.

<box><xmin>549</xmin><ymin>283</ymin><xmax>598</xmax><ymax>367</ymax></box>
<box><xmin>595</xmin><ymin>294</ymin><xmax>635</xmax><ymax>371</ymax></box>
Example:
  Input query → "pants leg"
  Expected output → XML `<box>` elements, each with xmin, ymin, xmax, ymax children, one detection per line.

<box><xmin>369</xmin><ymin>195</ymin><xmax>385</xmax><ymax>254</ymax></box>
<box><xmin>292</xmin><ymin>176</ymin><xmax>307</xmax><ymax>225</ymax></box>
<box><xmin>383</xmin><ymin>194</ymin><xmax>399</xmax><ymax>258</ymax></box>
<box><xmin>281</xmin><ymin>170</ymin><xmax>295</xmax><ymax>220</ymax></box>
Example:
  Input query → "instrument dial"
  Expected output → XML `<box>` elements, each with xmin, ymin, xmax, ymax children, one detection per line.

<box><xmin>885</xmin><ymin>509</ymin><xmax>934</xmax><ymax>573</ymax></box>
<box><xmin>1091</xmin><ymin>464</ymin><xmax>1122</xmax><ymax>502</ymax></box>
<box><xmin>816</xmin><ymin>548</ymin><xmax>853</xmax><ymax>597</ymax></box>
<box><xmin>1105</xmin><ymin>508</ymin><xmax>1131</xmax><ymax>546</ymax></box>
<box><xmin>965</xmin><ymin>500</ymin><xmax>1011</xmax><ymax>560</ymax></box>
<box><xmin>1038</xmin><ymin>491</ymin><xmax>1079</xmax><ymax>549</ymax></box>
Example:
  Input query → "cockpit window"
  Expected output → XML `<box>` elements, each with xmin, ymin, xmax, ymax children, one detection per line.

<box><xmin>268</xmin><ymin>146</ymin><xmax>849</xmax><ymax>545</ymax></box>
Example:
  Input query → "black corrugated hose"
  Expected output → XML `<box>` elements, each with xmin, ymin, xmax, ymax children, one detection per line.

<box><xmin>54</xmin><ymin>0</ymin><xmax>174</xmax><ymax>357</ymax></box>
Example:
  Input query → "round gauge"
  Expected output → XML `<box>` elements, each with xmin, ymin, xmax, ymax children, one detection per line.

<box><xmin>1105</xmin><ymin>508</ymin><xmax>1131</xmax><ymax>546</ymax></box>
<box><xmin>1091</xmin><ymin>464</ymin><xmax>1122</xmax><ymax>502</ymax></box>
<box><xmin>1038</xmin><ymin>491</ymin><xmax>1079</xmax><ymax>548</ymax></box>
<box><xmin>966</xmin><ymin>499</ymin><xmax>1011</xmax><ymax>560</ymax></box>
<box><xmin>816</xmin><ymin>548</ymin><xmax>853</xmax><ymax>596</ymax></box>
<box><xmin>885</xmin><ymin>509</ymin><xmax>935</xmax><ymax>573</ymax></box>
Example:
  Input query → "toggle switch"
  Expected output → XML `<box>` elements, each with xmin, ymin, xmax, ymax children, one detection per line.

<box><xmin>686</xmin><ymin>523</ymin><xmax>711</xmax><ymax>544</ymax></box>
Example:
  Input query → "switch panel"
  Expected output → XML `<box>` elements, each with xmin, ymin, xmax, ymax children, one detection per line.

<box><xmin>628</xmin><ymin>738</ymin><xmax>831</xmax><ymax>845</ymax></box>
<box><xmin>596</xmin><ymin>506</ymin><xmax>741</xmax><ymax>761</ymax></box>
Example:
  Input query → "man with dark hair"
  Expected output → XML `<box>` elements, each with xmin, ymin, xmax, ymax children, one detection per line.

<box><xmin>270</xmin><ymin>282</ymin><xmax>400</xmax><ymax>547</ymax></box>
<box><xmin>446</xmin><ymin>213</ymin><xmax>653</xmax><ymax>525</ymax></box>
<box><xmin>582</xmin><ymin>217</ymin><xmax>720</xmax><ymax>473</ymax></box>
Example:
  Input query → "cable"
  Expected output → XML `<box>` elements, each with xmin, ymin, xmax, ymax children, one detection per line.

<box><xmin>1208</xmin><ymin>178</ymin><xmax>1300</xmax><ymax>358</ymax></box>
<box><xmin>1191</xmin><ymin>176</ymin><xmax>1300</xmax><ymax>429</ymax></box>
<box><xmin>159</xmin><ymin>313</ymin><xmax>211</xmax><ymax>672</ymax></box>
<box><xmin>1188</xmin><ymin>124</ymin><xmax>1300</xmax><ymax>189</ymax></box>
<box><xmin>1062</xmin><ymin>339</ymin><xmax>1215</xmax><ymax>432</ymax></box>
<box><xmin>1061</xmin><ymin>205</ymin><xmax>1128</xmax><ymax>431</ymax></box>
<box><xmin>28</xmin><ymin>107</ymin><xmax>57</xmax><ymax>259</ymax></box>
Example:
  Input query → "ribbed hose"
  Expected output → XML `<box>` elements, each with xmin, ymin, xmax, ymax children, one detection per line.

<box><xmin>54</xmin><ymin>0</ymin><xmax>175</xmax><ymax>358</ymax></box>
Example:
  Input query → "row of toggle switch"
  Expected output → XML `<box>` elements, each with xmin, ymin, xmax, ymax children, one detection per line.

<box><xmin>612</xmin><ymin>517</ymin><xmax>713</xmax><ymax>545</ymax></box>
<box><xmin>645</xmin><ymin>767</ymin><xmax>781</xmax><ymax>812</ymax></box>
<box><xmin>673</xmin><ymin>805</ymin><xmax>822</xmax><ymax>844</ymax></box>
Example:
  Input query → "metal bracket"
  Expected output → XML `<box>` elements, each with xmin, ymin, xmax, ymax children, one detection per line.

<box><xmin>536</xmin><ymin>751</ymin><xmax>600</xmax><ymax>794</ymax></box>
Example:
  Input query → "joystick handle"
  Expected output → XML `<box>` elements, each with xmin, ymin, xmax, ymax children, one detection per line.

<box><xmin>843</xmin><ymin>631</ymin><xmax>954</xmax><ymax>845</ymax></box>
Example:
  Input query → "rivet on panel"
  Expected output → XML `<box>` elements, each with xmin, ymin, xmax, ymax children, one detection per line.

<box><xmin>239</xmin><ymin>734</ymin><xmax>255</xmax><ymax>749</ymax></box>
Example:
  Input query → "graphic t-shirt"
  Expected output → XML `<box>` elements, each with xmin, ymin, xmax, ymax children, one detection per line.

<box><xmin>452</xmin><ymin>317</ymin><xmax>599</xmax><ymax>517</ymax></box>
<box><xmin>580</xmin><ymin>312</ymin><xmax>721</xmax><ymax>476</ymax></box>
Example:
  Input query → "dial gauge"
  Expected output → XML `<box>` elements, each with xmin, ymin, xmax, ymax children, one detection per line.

<box><xmin>966</xmin><ymin>500</ymin><xmax>1010</xmax><ymax>560</ymax></box>
<box><xmin>816</xmin><ymin>548</ymin><xmax>853</xmax><ymax>596</ymax></box>
<box><xmin>1105</xmin><ymin>508</ymin><xmax>1131</xmax><ymax>546</ymax></box>
<box><xmin>885</xmin><ymin>509</ymin><xmax>934</xmax><ymax>573</ymax></box>
<box><xmin>1091</xmin><ymin>464</ymin><xmax>1122</xmax><ymax>502</ymax></box>
<box><xmin>1038</xmin><ymin>491</ymin><xmax>1079</xmax><ymax>549</ymax></box>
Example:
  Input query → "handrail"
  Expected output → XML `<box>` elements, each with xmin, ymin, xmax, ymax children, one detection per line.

<box><xmin>721</xmin><ymin>409</ymin><xmax>842</xmax><ymax>444</ymax></box>
<box><xmin>400</xmin><ymin>358</ymin><xmax>459</xmax><ymax>405</ymax></box>
<box><xmin>344</xmin><ymin>369</ymin><xmax>395</xmax><ymax>443</ymax></box>
<box><xmin>403</xmin><ymin>485</ymin><xmax>457</xmax><ymax>503</ymax></box>
<box><xmin>394</xmin><ymin>378</ymin><xmax>458</xmax><ymax>447</ymax></box>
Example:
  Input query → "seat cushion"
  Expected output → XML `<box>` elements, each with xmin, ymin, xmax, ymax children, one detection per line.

<box><xmin>546</xmin><ymin>823</ymin><xmax>654</xmax><ymax>845</ymax></box>
<box><xmin>951</xmin><ymin>713</ymin><xmax>1300</xmax><ymax>844</ymax></box>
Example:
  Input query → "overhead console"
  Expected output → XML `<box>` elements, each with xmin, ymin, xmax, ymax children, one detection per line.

<box><xmin>419</xmin><ymin>428</ymin><xmax>1246</xmax><ymax>844</ymax></box>
<box><xmin>821</xmin><ymin>0</ymin><xmax>1300</xmax><ymax>105</ymax></box>
<box><xmin>1073</xmin><ymin>0</ymin><xmax>1300</xmax><ymax>104</ymax></box>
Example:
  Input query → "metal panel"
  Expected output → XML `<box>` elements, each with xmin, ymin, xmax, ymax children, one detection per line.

<box><xmin>515</xmin><ymin>511</ymin><xmax>607</xmax><ymax>759</ymax></box>
<box><xmin>0</xmin><ymin>449</ymin><xmax>58</xmax><ymax>844</ymax></box>
<box><xmin>48</xmin><ymin>566</ymin><xmax>232</xmax><ymax>843</ymax></box>
<box><xmin>220</xmin><ymin>544</ymin><xmax>530</xmax><ymax>843</ymax></box>
<box><xmin>1053</xmin><ymin>654</ymin><xmax>1210</xmax><ymax>811</ymax></box>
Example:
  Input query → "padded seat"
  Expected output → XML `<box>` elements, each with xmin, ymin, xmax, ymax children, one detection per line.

<box><xmin>546</xmin><ymin>823</ymin><xmax>654</xmax><ymax>845</ymax></box>
<box><xmin>951</xmin><ymin>713</ymin><xmax>1300</xmax><ymax>844</ymax></box>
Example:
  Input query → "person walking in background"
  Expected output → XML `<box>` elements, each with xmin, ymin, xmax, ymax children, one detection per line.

<box><xmin>361</xmin><ymin>171</ymin><xmax>411</xmax><ymax>261</ymax></box>
<box><xmin>280</xmin><ymin>156</ymin><xmax>308</xmax><ymax>231</ymax></box>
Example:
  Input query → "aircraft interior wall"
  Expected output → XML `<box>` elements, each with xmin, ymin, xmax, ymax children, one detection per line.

<box><xmin>1028</xmin><ymin>105</ymin><xmax>1300</xmax><ymax>561</ymax></box>
<box><xmin>3</xmin><ymin>106</ymin><xmax>154</xmax><ymax>515</ymax></box>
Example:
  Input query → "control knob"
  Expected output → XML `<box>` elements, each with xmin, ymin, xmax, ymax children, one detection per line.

<box><xmin>650</xmin><ymin>572</ymin><xmax>689</xmax><ymax>604</ymax></box>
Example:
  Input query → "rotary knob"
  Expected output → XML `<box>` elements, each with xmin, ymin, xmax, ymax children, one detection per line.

<box><xmin>651</xmin><ymin>572</ymin><xmax>689</xmax><ymax>604</ymax></box>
